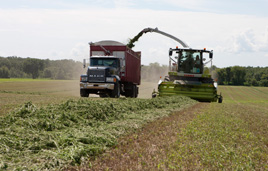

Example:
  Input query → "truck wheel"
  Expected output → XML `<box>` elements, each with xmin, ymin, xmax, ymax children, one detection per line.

<box><xmin>129</xmin><ymin>85</ymin><xmax>136</xmax><ymax>98</ymax></box>
<box><xmin>125</xmin><ymin>92</ymin><xmax>130</xmax><ymax>97</ymax></box>
<box><xmin>135</xmin><ymin>86</ymin><xmax>139</xmax><ymax>98</ymax></box>
<box><xmin>80</xmin><ymin>89</ymin><xmax>89</xmax><ymax>97</ymax></box>
<box><xmin>110</xmin><ymin>82</ymin><xmax>120</xmax><ymax>98</ymax></box>
<box><xmin>131</xmin><ymin>85</ymin><xmax>137</xmax><ymax>98</ymax></box>
<box><xmin>125</xmin><ymin>84</ymin><xmax>137</xmax><ymax>98</ymax></box>
<box><xmin>99</xmin><ymin>94</ymin><xmax>108</xmax><ymax>98</ymax></box>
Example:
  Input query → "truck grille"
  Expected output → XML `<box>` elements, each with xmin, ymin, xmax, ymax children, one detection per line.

<box><xmin>88</xmin><ymin>69</ymin><xmax>105</xmax><ymax>82</ymax></box>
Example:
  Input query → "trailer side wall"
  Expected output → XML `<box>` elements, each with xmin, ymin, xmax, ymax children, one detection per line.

<box><xmin>90</xmin><ymin>44</ymin><xmax>141</xmax><ymax>85</ymax></box>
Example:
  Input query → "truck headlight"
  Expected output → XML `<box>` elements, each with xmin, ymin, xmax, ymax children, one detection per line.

<box><xmin>106</xmin><ymin>77</ymin><xmax>116</xmax><ymax>82</ymax></box>
<box><xmin>80</xmin><ymin>76</ymin><xmax>87</xmax><ymax>82</ymax></box>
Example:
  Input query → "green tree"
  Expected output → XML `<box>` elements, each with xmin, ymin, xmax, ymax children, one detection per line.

<box><xmin>43</xmin><ymin>68</ymin><xmax>52</xmax><ymax>78</ymax></box>
<box><xmin>216</xmin><ymin>68</ymin><xmax>226</xmax><ymax>85</ymax></box>
<box><xmin>260</xmin><ymin>79</ymin><xmax>268</xmax><ymax>87</ymax></box>
<box><xmin>231</xmin><ymin>66</ymin><xmax>246</xmax><ymax>85</ymax></box>
<box><xmin>225</xmin><ymin>67</ymin><xmax>232</xmax><ymax>85</ymax></box>
<box><xmin>23</xmin><ymin>58</ymin><xmax>44</xmax><ymax>79</ymax></box>
<box><xmin>0</xmin><ymin>58</ymin><xmax>11</xmax><ymax>68</ymax></box>
<box><xmin>0</xmin><ymin>66</ymin><xmax>10</xmax><ymax>78</ymax></box>
<box><xmin>251</xmin><ymin>79</ymin><xmax>259</xmax><ymax>86</ymax></box>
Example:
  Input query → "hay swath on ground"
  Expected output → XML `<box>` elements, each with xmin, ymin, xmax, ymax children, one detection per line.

<box><xmin>0</xmin><ymin>95</ymin><xmax>195</xmax><ymax>170</ymax></box>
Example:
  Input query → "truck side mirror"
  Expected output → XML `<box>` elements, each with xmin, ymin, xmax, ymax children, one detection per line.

<box><xmin>209</xmin><ymin>51</ymin><xmax>213</xmax><ymax>59</ymax></box>
<box><xmin>83</xmin><ymin>59</ymin><xmax>86</xmax><ymax>68</ymax></box>
<box><xmin>169</xmin><ymin>49</ymin><xmax>173</xmax><ymax>56</ymax></box>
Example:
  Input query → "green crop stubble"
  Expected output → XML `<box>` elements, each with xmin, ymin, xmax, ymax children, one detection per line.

<box><xmin>0</xmin><ymin>79</ymin><xmax>80</xmax><ymax>116</ymax></box>
<box><xmin>164</xmin><ymin>86</ymin><xmax>268</xmax><ymax>170</ymax></box>
<box><xmin>164</xmin><ymin>103</ymin><xmax>268</xmax><ymax>170</ymax></box>
<box><xmin>0</xmin><ymin>96</ymin><xmax>196</xmax><ymax>170</ymax></box>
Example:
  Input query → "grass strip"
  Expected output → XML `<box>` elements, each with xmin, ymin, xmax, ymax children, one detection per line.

<box><xmin>83</xmin><ymin>103</ymin><xmax>207</xmax><ymax>171</ymax></box>
<box><xmin>164</xmin><ymin>103</ymin><xmax>268</xmax><ymax>170</ymax></box>
<box><xmin>0</xmin><ymin>78</ymin><xmax>53</xmax><ymax>82</ymax></box>
<box><xmin>0</xmin><ymin>96</ymin><xmax>196</xmax><ymax>170</ymax></box>
<box><xmin>0</xmin><ymin>90</ymin><xmax>42</xmax><ymax>95</ymax></box>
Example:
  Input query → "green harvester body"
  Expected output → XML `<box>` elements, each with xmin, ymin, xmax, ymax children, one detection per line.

<box><xmin>158</xmin><ymin>73</ymin><xmax>218</xmax><ymax>102</ymax></box>
<box><xmin>153</xmin><ymin>47</ymin><xmax>222</xmax><ymax>103</ymax></box>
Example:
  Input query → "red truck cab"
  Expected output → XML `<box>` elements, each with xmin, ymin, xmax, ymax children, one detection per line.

<box><xmin>80</xmin><ymin>40</ymin><xmax>141</xmax><ymax>98</ymax></box>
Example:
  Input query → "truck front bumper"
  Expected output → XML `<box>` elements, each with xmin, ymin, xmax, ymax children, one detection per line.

<box><xmin>80</xmin><ymin>82</ymin><xmax>114</xmax><ymax>90</ymax></box>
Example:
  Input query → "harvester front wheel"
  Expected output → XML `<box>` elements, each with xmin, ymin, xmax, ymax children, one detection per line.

<box><xmin>218</xmin><ymin>97</ymin><xmax>223</xmax><ymax>103</ymax></box>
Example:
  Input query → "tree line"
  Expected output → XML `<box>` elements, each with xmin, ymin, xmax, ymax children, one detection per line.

<box><xmin>0</xmin><ymin>56</ymin><xmax>85</xmax><ymax>79</ymax></box>
<box><xmin>141</xmin><ymin>63</ymin><xmax>268</xmax><ymax>87</ymax></box>
<box><xmin>215</xmin><ymin>66</ymin><xmax>268</xmax><ymax>87</ymax></box>
<box><xmin>1</xmin><ymin>56</ymin><xmax>267</xmax><ymax>87</ymax></box>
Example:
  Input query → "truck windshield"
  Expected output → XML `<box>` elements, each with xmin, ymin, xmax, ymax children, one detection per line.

<box><xmin>90</xmin><ymin>58</ymin><xmax>118</xmax><ymax>68</ymax></box>
<box><xmin>178</xmin><ymin>51</ymin><xmax>202</xmax><ymax>74</ymax></box>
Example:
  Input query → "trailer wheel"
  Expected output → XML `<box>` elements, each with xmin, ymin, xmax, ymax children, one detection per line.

<box><xmin>135</xmin><ymin>86</ymin><xmax>139</xmax><ymax>98</ymax></box>
<box><xmin>129</xmin><ymin>85</ymin><xmax>136</xmax><ymax>98</ymax></box>
<box><xmin>110</xmin><ymin>82</ymin><xmax>120</xmax><ymax>98</ymax></box>
<box><xmin>124</xmin><ymin>84</ymin><xmax>137</xmax><ymax>98</ymax></box>
<box><xmin>80</xmin><ymin>89</ymin><xmax>89</xmax><ymax>97</ymax></box>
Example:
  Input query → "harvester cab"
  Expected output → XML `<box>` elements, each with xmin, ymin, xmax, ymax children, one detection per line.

<box><xmin>154</xmin><ymin>47</ymin><xmax>223</xmax><ymax>103</ymax></box>
<box><xmin>168</xmin><ymin>47</ymin><xmax>212</xmax><ymax>75</ymax></box>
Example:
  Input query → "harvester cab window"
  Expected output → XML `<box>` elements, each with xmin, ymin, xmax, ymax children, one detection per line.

<box><xmin>178</xmin><ymin>51</ymin><xmax>202</xmax><ymax>74</ymax></box>
<box><xmin>193</xmin><ymin>54</ymin><xmax>201</xmax><ymax>73</ymax></box>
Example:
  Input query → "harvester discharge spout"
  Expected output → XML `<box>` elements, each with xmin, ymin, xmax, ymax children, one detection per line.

<box><xmin>127</xmin><ymin>27</ymin><xmax>189</xmax><ymax>49</ymax></box>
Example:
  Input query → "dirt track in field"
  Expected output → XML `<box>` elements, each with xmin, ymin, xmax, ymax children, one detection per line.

<box><xmin>70</xmin><ymin>102</ymin><xmax>208</xmax><ymax>171</ymax></box>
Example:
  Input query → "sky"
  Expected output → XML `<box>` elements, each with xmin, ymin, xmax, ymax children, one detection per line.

<box><xmin>0</xmin><ymin>0</ymin><xmax>268</xmax><ymax>68</ymax></box>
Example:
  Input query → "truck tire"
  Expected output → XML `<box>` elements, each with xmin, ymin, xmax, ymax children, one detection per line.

<box><xmin>80</xmin><ymin>89</ymin><xmax>89</xmax><ymax>97</ymax></box>
<box><xmin>110</xmin><ymin>82</ymin><xmax>120</xmax><ymax>98</ymax></box>
<box><xmin>130</xmin><ymin>85</ymin><xmax>136</xmax><ymax>98</ymax></box>
<box><xmin>132</xmin><ymin>85</ymin><xmax>137</xmax><ymax>98</ymax></box>
<box><xmin>135</xmin><ymin>86</ymin><xmax>139</xmax><ymax>98</ymax></box>
<box><xmin>99</xmin><ymin>94</ymin><xmax>108</xmax><ymax>98</ymax></box>
<box><xmin>124</xmin><ymin>92</ymin><xmax>131</xmax><ymax>98</ymax></box>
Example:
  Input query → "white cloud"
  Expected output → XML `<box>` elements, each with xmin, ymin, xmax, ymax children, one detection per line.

<box><xmin>258</xmin><ymin>26</ymin><xmax>268</xmax><ymax>51</ymax></box>
<box><xmin>70</xmin><ymin>43</ymin><xmax>89</xmax><ymax>61</ymax></box>
<box><xmin>163</xmin><ymin>0</ymin><xmax>209</xmax><ymax>11</ymax></box>
<box><xmin>230</xmin><ymin>29</ymin><xmax>257</xmax><ymax>53</ymax></box>
<box><xmin>220</xmin><ymin>27</ymin><xmax>268</xmax><ymax>54</ymax></box>
<box><xmin>0</xmin><ymin>8</ymin><xmax>267</xmax><ymax>67</ymax></box>
<box><xmin>113</xmin><ymin>0</ymin><xmax>135</xmax><ymax>8</ymax></box>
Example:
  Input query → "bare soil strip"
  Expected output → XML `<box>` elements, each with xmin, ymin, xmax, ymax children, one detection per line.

<box><xmin>73</xmin><ymin>102</ymin><xmax>209</xmax><ymax>171</ymax></box>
